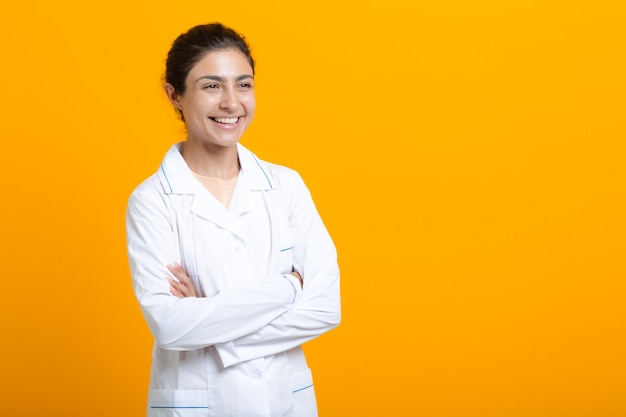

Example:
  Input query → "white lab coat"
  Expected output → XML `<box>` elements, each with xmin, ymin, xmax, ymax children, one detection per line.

<box><xmin>126</xmin><ymin>143</ymin><xmax>341</xmax><ymax>417</ymax></box>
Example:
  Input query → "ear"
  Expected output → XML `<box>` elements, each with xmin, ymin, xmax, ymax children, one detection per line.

<box><xmin>164</xmin><ymin>83</ymin><xmax>183</xmax><ymax>109</ymax></box>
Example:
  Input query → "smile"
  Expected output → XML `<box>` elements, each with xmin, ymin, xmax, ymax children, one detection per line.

<box><xmin>211</xmin><ymin>117</ymin><xmax>240</xmax><ymax>124</ymax></box>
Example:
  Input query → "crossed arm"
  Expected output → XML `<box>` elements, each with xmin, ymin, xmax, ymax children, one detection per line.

<box><xmin>167</xmin><ymin>262</ymin><xmax>303</xmax><ymax>298</ymax></box>
<box><xmin>128</xmin><ymin>171</ymin><xmax>340</xmax><ymax>366</ymax></box>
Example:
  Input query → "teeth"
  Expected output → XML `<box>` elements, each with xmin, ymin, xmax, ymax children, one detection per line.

<box><xmin>213</xmin><ymin>117</ymin><xmax>239</xmax><ymax>124</ymax></box>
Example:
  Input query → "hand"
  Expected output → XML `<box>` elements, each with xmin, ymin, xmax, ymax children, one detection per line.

<box><xmin>291</xmin><ymin>270</ymin><xmax>303</xmax><ymax>288</ymax></box>
<box><xmin>167</xmin><ymin>263</ymin><xmax>198</xmax><ymax>298</ymax></box>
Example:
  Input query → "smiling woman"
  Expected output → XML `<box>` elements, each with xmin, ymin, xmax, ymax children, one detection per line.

<box><xmin>125</xmin><ymin>23</ymin><xmax>341</xmax><ymax>417</ymax></box>
<box><xmin>165</xmin><ymin>49</ymin><xmax>256</xmax><ymax>195</ymax></box>
<box><xmin>165</xmin><ymin>49</ymin><xmax>256</xmax><ymax>159</ymax></box>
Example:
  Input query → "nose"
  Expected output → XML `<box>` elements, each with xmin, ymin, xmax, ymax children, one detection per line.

<box><xmin>219</xmin><ymin>87</ymin><xmax>238</xmax><ymax>112</ymax></box>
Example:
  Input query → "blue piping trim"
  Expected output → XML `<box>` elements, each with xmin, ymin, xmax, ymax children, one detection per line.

<box><xmin>150</xmin><ymin>406</ymin><xmax>208</xmax><ymax>409</ymax></box>
<box><xmin>281</xmin><ymin>246</ymin><xmax>294</xmax><ymax>252</ymax></box>
<box><xmin>251</xmin><ymin>153</ymin><xmax>273</xmax><ymax>189</ymax></box>
<box><xmin>160</xmin><ymin>163</ymin><xmax>173</xmax><ymax>193</ymax></box>
<box><xmin>293</xmin><ymin>384</ymin><xmax>313</xmax><ymax>393</ymax></box>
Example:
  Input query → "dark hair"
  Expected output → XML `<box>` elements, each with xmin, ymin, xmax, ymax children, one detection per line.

<box><xmin>165</xmin><ymin>23</ymin><xmax>255</xmax><ymax>117</ymax></box>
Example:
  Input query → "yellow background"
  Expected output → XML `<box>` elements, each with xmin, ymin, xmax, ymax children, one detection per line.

<box><xmin>1</xmin><ymin>0</ymin><xmax>625</xmax><ymax>416</ymax></box>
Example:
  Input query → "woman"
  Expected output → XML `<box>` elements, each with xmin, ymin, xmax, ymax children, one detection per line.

<box><xmin>126</xmin><ymin>23</ymin><xmax>341</xmax><ymax>417</ymax></box>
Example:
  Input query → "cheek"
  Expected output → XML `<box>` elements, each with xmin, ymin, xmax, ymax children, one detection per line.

<box><xmin>243</xmin><ymin>96</ymin><xmax>256</xmax><ymax>116</ymax></box>
<box><xmin>185</xmin><ymin>97</ymin><xmax>214</xmax><ymax>117</ymax></box>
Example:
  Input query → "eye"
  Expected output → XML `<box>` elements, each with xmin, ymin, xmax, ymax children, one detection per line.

<box><xmin>202</xmin><ymin>83</ymin><xmax>219</xmax><ymax>90</ymax></box>
<box><xmin>238</xmin><ymin>82</ymin><xmax>254</xmax><ymax>90</ymax></box>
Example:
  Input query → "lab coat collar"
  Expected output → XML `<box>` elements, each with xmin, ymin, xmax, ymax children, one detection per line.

<box><xmin>157</xmin><ymin>142</ymin><xmax>278</xmax><ymax>195</ymax></box>
<box><xmin>156</xmin><ymin>142</ymin><xmax>278</xmax><ymax>239</ymax></box>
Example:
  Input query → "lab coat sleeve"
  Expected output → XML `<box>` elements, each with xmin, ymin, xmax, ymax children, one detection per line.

<box><xmin>126</xmin><ymin>179</ymin><xmax>299</xmax><ymax>351</ymax></box>
<box><xmin>215</xmin><ymin>171</ymin><xmax>341</xmax><ymax>367</ymax></box>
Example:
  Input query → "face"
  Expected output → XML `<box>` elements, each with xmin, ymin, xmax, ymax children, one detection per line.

<box><xmin>166</xmin><ymin>48</ymin><xmax>256</xmax><ymax>149</ymax></box>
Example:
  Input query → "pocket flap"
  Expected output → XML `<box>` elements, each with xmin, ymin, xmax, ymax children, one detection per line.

<box><xmin>291</xmin><ymin>368</ymin><xmax>314</xmax><ymax>393</ymax></box>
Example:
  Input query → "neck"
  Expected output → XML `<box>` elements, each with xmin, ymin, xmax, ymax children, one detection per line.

<box><xmin>181</xmin><ymin>141</ymin><xmax>240</xmax><ymax>179</ymax></box>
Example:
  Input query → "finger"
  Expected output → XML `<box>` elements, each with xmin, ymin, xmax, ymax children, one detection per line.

<box><xmin>170</xmin><ymin>285</ymin><xmax>184</xmax><ymax>298</ymax></box>
<box><xmin>167</xmin><ymin>278</ymin><xmax>184</xmax><ymax>298</ymax></box>
<box><xmin>168</xmin><ymin>263</ymin><xmax>192</xmax><ymax>284</ymax></box>
<box><xmin>167</xmin><ymin>278</ymin><xmax>188</xmax><ymax>297</ymax></box>
<box><xmin>166</xmin><ymin>264</ymin><xmax>198</xmax><ymax>298</ymax></box>
<box><xmin>291</xmin><ymin>272</ymin><xmax>303</xmax><ymax>288</ymax></box>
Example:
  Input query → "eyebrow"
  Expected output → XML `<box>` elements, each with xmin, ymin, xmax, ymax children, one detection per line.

<box><xmin>194</xmin><ymin>74</ymin><xmax>254</xmax><ymax>83</ymax></box>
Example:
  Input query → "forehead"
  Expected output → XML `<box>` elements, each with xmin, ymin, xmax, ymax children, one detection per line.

<box><xmin>187</xmin><ymin>48</ymin><xmax>254</xmax><ymax>80</ymax></box>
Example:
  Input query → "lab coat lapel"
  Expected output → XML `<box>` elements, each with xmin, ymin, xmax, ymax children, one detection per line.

<box><xmin>190</xmin><ymin>189</ymin><xmax>241</xmax><ymax>234</ymax></box>
<box><xmin>158</xmin><ymin>144</ymin><xmax>240</xmax><ymax>237</ymax></box>
<box><xmin>157</xmin><ymin>143</ymin><xmax>278</xmax><ymax>238</ymax></box>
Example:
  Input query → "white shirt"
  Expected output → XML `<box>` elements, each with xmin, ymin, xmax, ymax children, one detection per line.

<box><xmin>126</xmin><ymin>143</ymin><xmax>341</xmax><ymax>417</ymax></box>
